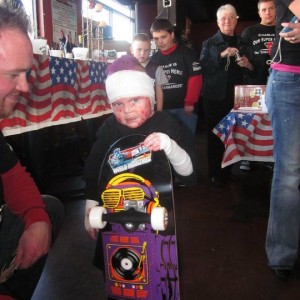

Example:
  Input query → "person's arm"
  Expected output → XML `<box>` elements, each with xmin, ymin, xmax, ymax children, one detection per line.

<box><xmin>155</xmin><ymin>85</ymin><xmax>164</xmax><ymax>111</ymax></box>
<box><xmin>237</xmin><ymin>38</ymin><xmax>257</xmax><ymax>73</ymax></box>
<box><xmin>1</xmin><ymin>131</ymin><xmax>52</xmax><ymax>269</ymax></box>
<box><xmin>279</xmin><ymin>0</ymin><xmax>300</xmax><ymax>43</ymax></box>
<box><xmin>2</xmin><ymin>162</ymin><xmax>51</xmax><ymax>227</ymax></box>
<box><xmin>16</xmin><ymin>221</ymin><xmax>52</xmax><ymax>269</ymax></box>
<box><xmin>241</xmin><ymin>27</ymin><xmax>250</xmax><ymax>41</ymax></box>
<box><xmin>83</xmin><ymin>119</ymin><xmax>113</xmax><ymax>239</ymax></box>
<box><xmin>237</xmin><ymin>56</ymin><xmax>255</xmax><ymax>71</ymax></box>
<box><xmin>184</xmin><ymin>74</ymin><xmax>202</xmax><ymax>112</ymax></box>
<box><xmin>2</xmin><ymin>162</ymin><xmax>52</xmax><ymax>269</ymax></box>
<box><xmin>84</xmin><ymin>199</ymin><xmax>99</xmax><ymax>239</ymax></box>
<box><xmin>289</xmin><ymin>0</ymin><xmax>300</xmax><ymax>19</ymax></box>
<box><xmin>154</xmin><ymin>65</ymin><xmax>168</xmax><ymax>111</ymax></box>
<box><xmin>200</xmin><ymin>38</ymin><xmax>229</xmax><ymax>75</ymax></box>
<box><xmin>143</xmin><ymin>132</ymin><xmax>193</xmax><ymax>176</ymax></box>
<box><xmin>184</xmin><ymin>47</ymin><xmax>203</xmax><ymax>112</ymax></box>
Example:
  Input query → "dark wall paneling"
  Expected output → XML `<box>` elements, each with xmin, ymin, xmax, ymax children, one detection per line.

<box><xmin>187</xmin><ymin>0</ymin><xmax>260</xmax><ymax>22</ymax></box>
<box><xmin>136</xmin><ymin>3</ymin><xmax>157</xmax><ymax>34</ymax></box>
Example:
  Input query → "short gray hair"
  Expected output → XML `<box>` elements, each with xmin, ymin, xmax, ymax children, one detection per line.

<box><xmin>216</xmin><ymin>4</ymin><xmax>238</xmax><ymax>20</ymax></box>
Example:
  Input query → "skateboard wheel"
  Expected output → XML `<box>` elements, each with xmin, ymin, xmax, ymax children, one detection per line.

<box><xmin>151</xmin><ymin>207</ymin><xmax>168</xmax><ymax>231</ymax></box>
<box><xmin>89</xmin><ymin>206</ymin><xmax>107</xmax><ymax>229</ymax></box>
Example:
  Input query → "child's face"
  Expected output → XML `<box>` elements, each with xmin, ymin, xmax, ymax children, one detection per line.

<box><xmin>112</xmin><ymin>96</ymin><xmax>153</xmax><ymax>128</ymax></box>
<box><xmin>130</xmin><ymin>41</ymin><xmax>151</xmax><ymax>64</ymax></box>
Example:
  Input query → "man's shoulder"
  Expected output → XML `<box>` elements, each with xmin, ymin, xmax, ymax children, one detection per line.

<box><xmin>242</xmin><ymin>23</ymin><xmax>261</xmax><ymax>33</ymax></box>
<box><xmin>203</xmin><ymin>31</ymin><xmax>223</xmax><ymax>45</ymax></box>
<box><xmin>175</xmin><ymin>44</ymin><xmax>197</xmax><ymax>56</ymax></box>
<box><xmin>146</xmin><ymin>60</ymin><xmax>158</xmax><ymax>67</ymax></box>
<box><xmin>176</xmin><ymin>44</ymin><xmax>192</xmax><ymax>52</ymax></box>
<box><xmin>243</xmin><ymin>23</ymin><xmax>274</xmax><ymax>35</ymax></box>
<box><xmin>245</xmin><ymin>23</ymin><xmax>261</xmax><ymax>29</ymax></box>
<box><xmin>150</xmin><ymin>51</ymin><xmax>162</xmax><ymax>61</ymax></box>
<box><xmin>174</xmin><ymin>45</ymin><xmax>199</xmax><ymax>66</ymax></box>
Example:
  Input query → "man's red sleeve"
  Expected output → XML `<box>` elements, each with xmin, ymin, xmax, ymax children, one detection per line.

<box><xmin>185</xmin><ymin>74</ymin><xmax>203</xmax><ymax>106</ymax></box>
<box><xmin>1</xmin><ymin>161</ymin><xmax>51</xmax><ymax>229</ymax></box>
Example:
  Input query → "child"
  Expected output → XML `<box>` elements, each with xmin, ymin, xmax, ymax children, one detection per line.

<box><xmin>130</xmin><ymin>33</ymin><xmax>168</xmax><ymax>111</ymax></box>
<box><xmin>83</xmin><ymin>55</ymin><xmax>196</xmax><ymax>249</ymax></box>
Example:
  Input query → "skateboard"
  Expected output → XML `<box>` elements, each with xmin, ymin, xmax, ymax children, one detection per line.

<box><xmin>89</xmin><ymin>134</ymin><xmax>180</xmax><ymax>300</ymax></box>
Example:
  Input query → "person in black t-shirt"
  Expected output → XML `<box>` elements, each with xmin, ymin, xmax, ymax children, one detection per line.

<box><xmin>242</xmin><ymin>0</ymin><xmax>276</xmax><ymax>85</ymax></box>
<box><xmin>150</xmin><ymin>18</ymin><xmax>203</xmax><ymax>135</ymax></box>
<box><xmin>240</xmin><ymin>0</ymin><xmax>276</xmax><ymax>172</ymax></box>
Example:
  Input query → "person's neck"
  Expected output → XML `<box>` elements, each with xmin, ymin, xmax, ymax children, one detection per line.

<box><xmin>221</xmin><ymin>30</ymin><xmax>234</xmax><ymax>36</ymax></box>
<box><xmin>161</xmin><ymin>44</ymin><xmax>177</xmax><ymax>55</ymax></box>
<box><xmin>260</xmin><ymin>21</ymin><xmax>276</xmax><ymax>26</ymax></box>
<box><xmin>141</xmin><ymin>60</ymin><xmax>150</xmax><ymax>67</ymax></box>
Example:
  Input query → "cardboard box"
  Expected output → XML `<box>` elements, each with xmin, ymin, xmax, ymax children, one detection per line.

<box><xmin>234</xmin><ymin>85</ymin><xmax>267</xmax><ymax>112</ymax></box>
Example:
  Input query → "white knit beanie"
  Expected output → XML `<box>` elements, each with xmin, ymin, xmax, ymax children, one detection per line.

<box><xmin>105</xmin><ymin>70</ymin><xmax>156</xmax><ymax>109</ymax></box>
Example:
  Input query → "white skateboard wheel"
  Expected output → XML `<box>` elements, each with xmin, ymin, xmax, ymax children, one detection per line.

<box><xmin>151</xmin><ymin>207</ymin><xmax>168</xmax><ymax>231</ymax></box>
<box><xmin>89</xmin><ymin>206</ymin><xmax>107</xmax><ymax>229</ymax></box>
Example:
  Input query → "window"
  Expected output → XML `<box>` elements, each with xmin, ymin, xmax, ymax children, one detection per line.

<box><xmin>20</xmin><ymin>0</ymin><xmax>37</xmax><ymax>38</ymax></box>
<box><xmin>82</xmin><ymin>0</ymin><xmax>135</xmax><ymax>42</ymax></box>
<box><xmin>112</xmin><ymin>12</ymin><xmax>134</xmax><ymax>41</ymax></box>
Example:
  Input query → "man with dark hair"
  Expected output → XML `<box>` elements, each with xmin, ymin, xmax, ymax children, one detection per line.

<box><xmin>0</xmin><ymin>2</ymin><xmax>64</xmax><ymax>299</ymax></box>
<box><xmin>150</xmin><ymin>18</ymin><xmax>202</xmax><ymax>136</ymax></box>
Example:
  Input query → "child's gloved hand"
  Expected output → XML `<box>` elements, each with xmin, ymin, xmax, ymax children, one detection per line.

<box><xmin>84</xmin><ymin>199</ymin><xmax>99</xmax><ymax>240</ymax></box>
<box><xmin>144</xmin><ymin>133</ymin><xmax>193</xmax><ymax>176</ymax></box>
<box><xmin>143</xmin><ymin>132</ymin><xmax>163</xmax><ymax>152</ymax></box>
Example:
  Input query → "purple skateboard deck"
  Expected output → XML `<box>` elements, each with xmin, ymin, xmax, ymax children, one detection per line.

<box><xmin>95</xmin><ymin>134</ymin><xmax>180</xmax><ymax>300</ymax></box>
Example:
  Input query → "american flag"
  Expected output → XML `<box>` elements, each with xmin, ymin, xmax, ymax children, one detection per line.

<box><xmin>0</xmin><ymin>54</ymin><xmax>111</xmax><ymax>136</ymax></box>
<box><xmin>213</xmin><ymin>111</ymin><xmax>274</xmax><ymax>168</ymax></box>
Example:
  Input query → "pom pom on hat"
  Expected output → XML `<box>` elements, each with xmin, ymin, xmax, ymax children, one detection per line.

<box><xmin>105</xmin><ymin>55</ymin><xmax>156</xmax><ymax>108</ymax></box>
<box><xmin>107</xmin><ymin>55</ymin><xmax>144</xmax><ymax>75</ymax></box>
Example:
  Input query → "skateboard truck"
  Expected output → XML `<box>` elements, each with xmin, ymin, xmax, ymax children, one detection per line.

<box><xmin>89</xmin><ymin>206</ymin><xmax>168</xmax><ymax>232</ymax></box>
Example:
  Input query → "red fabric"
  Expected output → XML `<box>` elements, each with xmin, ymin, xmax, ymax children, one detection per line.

<box><xmin>1</xmin><ymin>162</ymin><xmax>50</xmax><ymax>229</ymax></box>
<box><xmin>0</xmin><ymin>54</ymin><xmax>109</xmax><ymax>136</ymax></box>
<box><xmin>185</xmin><ymin>75</ymin><xmax>203</xmax><ymax>106</ymax></box>
<box><xmin>0</xmin><ymin>295</ymin><xmax>16</xmax><ymax>300</ymax></box>
<box><xmin>161</xmin><ymin>44</ymin><xmax>177</xmax><ymax>55</ymax></box>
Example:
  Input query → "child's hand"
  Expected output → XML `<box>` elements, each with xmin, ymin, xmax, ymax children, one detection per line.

<box><xmin>84</xmin><ymin>200</ymin><xmax>99</xmax><ymax>240</ymax></box>
<box><xmin>145</xmin><ymin>132</ymin><xmax>193</xmax><ymax>176</ymax></box>
<box><xmin>144</xmin><ymin>132</ymin><xmax>165</xmax><ymax>152</ymax></box>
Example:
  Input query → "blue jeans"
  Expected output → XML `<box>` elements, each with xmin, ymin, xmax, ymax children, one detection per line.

<box><xmin>166</xmin><ymin>108</ymin><xmax>198</xmax><ymax>136</ymax></box>
<box><xmin>265</xmin><ymin>69</ymin><xmax>300</xmax><ymax>269</ymax></box>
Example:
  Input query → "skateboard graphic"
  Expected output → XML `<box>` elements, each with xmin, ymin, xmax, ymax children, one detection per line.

<box><xmin>89</xmin><ymin>134</ymin><xmax>180</xmax><ymax>300</ymax></box>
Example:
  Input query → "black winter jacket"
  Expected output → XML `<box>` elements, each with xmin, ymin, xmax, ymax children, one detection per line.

<box><xmin>200</xmin><ymin>30</ymin><xmax>256</xmax><ymax>100</ymax></box>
